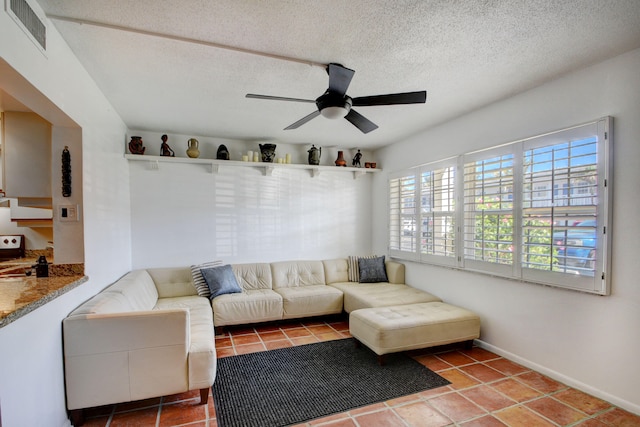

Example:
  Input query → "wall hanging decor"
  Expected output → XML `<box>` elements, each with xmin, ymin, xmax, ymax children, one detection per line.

<box><xmin>62</xmin><ymin>146</ymin><xmax>72</xmax><ymax>197</ymax></box>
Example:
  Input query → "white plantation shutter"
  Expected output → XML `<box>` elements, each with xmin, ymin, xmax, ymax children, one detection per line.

<box><xmin>388</xmin><ymin>117</ymin><xmax>611</xmax><ymax>295</ymax></box>
<box><xmin>389</xmin><ymin>171</ymin><xmax>418</xmax><ymax>259</ymax></box>
<box><xmin>462</xmin><ymin>150</ymin><xmax>515</xmax><ymax>275</ymax></box>
<box><xmin>419</xmin><ymin>162</ymin><xmax>457</xmax><ymax>265</ymax></box>
<box><xmin>520</xmin><ymin>121</ymin><xmax>606</xmax><ymax>293</ymax></box>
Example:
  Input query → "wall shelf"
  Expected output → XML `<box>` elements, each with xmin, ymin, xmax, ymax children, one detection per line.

<box><xmin>125</xmin><ymin>154</ymin><xmax>380</xmax><ymax>179</ymax></box>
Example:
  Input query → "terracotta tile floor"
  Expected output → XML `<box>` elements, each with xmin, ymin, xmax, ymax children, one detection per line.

<box><xmin>80</xmin><ymin>316</ymin><xmax>640</xmax><ymax>427</ymax></box>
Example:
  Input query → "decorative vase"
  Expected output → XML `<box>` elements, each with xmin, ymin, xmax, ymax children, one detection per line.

<box><xmin>128</xmin><ymin>136</ymin><xmax>145</xmax><ymax>155</ymax></box>
<box><xmin>307</xmin><ymin>145</ymin><xmax>321</xmax><ymax>165</ymax></box>
<box><xmin>335</xmin><ymin>150</ymin><xmax>347</xmax><ymax>167</ymax></box>
<box><xmin>216</xmin><ymin>144</ymin><xmax>230</xmax><ymax>160</ymax></box>
<box><xmin>186</xmin><ymin>138</ymin><xmax>200</xmax><ymax>158</ymax></box>
<box><xmin>259</xmin><ymin>143</ymin><xmax>277</xmax><ymax>163</ymax></box>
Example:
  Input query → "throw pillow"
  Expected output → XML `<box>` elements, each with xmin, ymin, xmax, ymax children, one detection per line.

<box><xmin>201</xmin><ymin>264</ymin><xmax>242</xmax><ymax>300</ymax></box>
<box><xmin>190</xmin><ymin>260</ymin><xmax>223</xmax><ymax>298</ymax></box>
<box><xmin>358</xmin><ymin>255</ymin><xmax>388</xmax><ymax>283</ymax></box>
<box><xmin>348</xmin><ymin>255</ymin><xmax>376</xmax><ymax>282</ymax></box>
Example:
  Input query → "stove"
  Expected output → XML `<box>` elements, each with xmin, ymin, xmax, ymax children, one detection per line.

<box><xmin>0</xmin><ymin>235</ymin><xmax>25</xmax><ymax>260</ymax></box>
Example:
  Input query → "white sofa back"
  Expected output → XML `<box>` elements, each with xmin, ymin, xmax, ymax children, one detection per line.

<box><xmin>271</xmin><ymin>260</ymin><xmax>326</xmax><ymax>288</ymax></box>
<box><xmin>232</xmin><ymin>263</ymin><xmax>273</xmax><ymax>290</ymax></box>
<box><xmin>148</xmin><ymin>267</ymin><xmax>198</xmax><ymax>298</ymax></box>
<box><xmin>323</xmin><ymin>258</ymin><xmax>350</xmax><ymax>284</ymax></box>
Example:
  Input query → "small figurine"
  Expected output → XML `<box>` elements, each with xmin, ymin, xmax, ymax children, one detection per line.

<box><xmin>160</xmin><ymin>134</ymin><xmax>175</xmax><ymax>157</ymax></box>
<box><xmin>352</xmin><ymin>149</ymin><xmax>362</xmax><ymax>167</ymax></box>
<box><xmin>217</xmin><ymin>144</ymin><xmax>230</xmax><ymax>160</ymax></box>
<box><xmin>129</xmin><ymin>136</ymin><xmax>146</xmax><ymax>155</ymax></box>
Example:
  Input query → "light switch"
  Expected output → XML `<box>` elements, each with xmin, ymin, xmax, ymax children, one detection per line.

<box><xmin>58</xmin><ymin>204</ymin><xmax>79</xmax><ymax>222</ymax></box>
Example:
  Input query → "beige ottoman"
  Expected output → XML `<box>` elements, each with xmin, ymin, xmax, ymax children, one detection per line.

<box><xmin>349</xmin><ymin>302</ymin><xmax>480</xmax><ymax>364</ymax></box>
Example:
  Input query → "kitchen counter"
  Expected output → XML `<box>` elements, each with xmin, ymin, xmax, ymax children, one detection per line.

<box><xmin>0</xmin><ymin>275</ymin><xmax>87</xmax><ymax>328</ymax></box>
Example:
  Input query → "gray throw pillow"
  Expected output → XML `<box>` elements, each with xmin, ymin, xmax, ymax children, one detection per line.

<box><xmin>358</xmin><ymin>256</ymin><xmax>388</xmax><ymax>283</ymax></box>
<box><xmin>201</xmin><ymin>264</ymin><xmax>242</xmax><ymax>300</ymax></box>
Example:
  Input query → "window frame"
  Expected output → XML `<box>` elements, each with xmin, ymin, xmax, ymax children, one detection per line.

<box><xmin>388</xmin><ymin>117</ymin><xmax>612</xmax><ymax>295</ymax></box>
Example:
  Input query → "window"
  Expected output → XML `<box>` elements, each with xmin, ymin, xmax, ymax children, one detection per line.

<box><xmin>388</xmin><ymin>117</ymin><xmax>612</xmax><ymax>295</ymax></box>
<box><xmin>420</xmin><ymin>161</ymin><xmax>457</xmax><ymax>265</ymax></box>
<box><xmin>463</xmin><ymin>150</ymin><xmax>515</xmax><ymax>276</ymax></box>
<box><xmin>389</xmin><ymin>172</ymin><xmax>418</xmax><ymax>257</ymax></box>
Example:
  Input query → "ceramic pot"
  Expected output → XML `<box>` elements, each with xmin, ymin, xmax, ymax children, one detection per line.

<box><xmin>308</xmin><ymin>145</ymin><xmax>321</xmax><ymax>165</ymax></box>
<box><xmin>259</xmin><ymin>143</ymin><xmax>277</xmax><ymax>163</ymax></box>
<box><xmin>129</xmin><ymin>136</ymin><xmax>145</xmax><ymax>155</ymax></box>
<box><xmin>335</xmin><ymin>150</ymin><xmax>347</xmax><ymax>167</ymax></box>
<box><xmin>186</xmin><ymin>138</ymin><xmax>200</xmax><ymax>158</ymax></box>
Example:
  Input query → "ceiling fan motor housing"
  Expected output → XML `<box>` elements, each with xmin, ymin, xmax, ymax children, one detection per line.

<box><xmin>316</xmin><ymin>91</ymin><xmax>352</xmax><ymax>116</ymax></box>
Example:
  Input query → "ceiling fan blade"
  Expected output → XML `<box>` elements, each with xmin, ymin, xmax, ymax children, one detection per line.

<box><xmin>345</xmin><ymin>109</ymin><xmax>378</xmax><ymax>134</ymax></box>
<box><xmin>246</xmin><ymin>94</ymin><xmax>315</xmax><ymax>103</ymax></box>
<box><xmin>284</xmin><ymin>110</ymin><xmax>321</xmax><ymax>130</ymax></box>
<box><xmin>327</xmin><ymin>63</ymin><xmax>355</xmax><ymax>96</ymax></box>
<box><xmin>352</xmin><ymin>90</ymin><xmax>427</xmax><ymax>106</ymax></box>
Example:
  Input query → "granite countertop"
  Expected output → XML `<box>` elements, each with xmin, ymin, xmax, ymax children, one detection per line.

<box><xmin>0</xmin><ymin>275</ymin><xmax>88</xmax><ymax>328</ymax></box>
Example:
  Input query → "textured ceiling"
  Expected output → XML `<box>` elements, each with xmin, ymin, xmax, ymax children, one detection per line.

<box><xmin>35</xmin><ymin>0</ymin><xmax>640</xmax><ymax>149</ymax></box>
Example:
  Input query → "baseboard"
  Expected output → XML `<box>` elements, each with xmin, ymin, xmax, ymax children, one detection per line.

<box><xmin>474</xmin><ymin>339</ymin><xmax>640</xmax><ymax>416</ymax></box>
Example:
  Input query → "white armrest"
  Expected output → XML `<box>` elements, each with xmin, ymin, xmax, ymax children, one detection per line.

<box><xmin>63</xmin><ymin>309</ymin><xmax>189</xmax><ymax>356</ymax></box>
<box><xmin>64</xmin><ymin>309</ymin><xmax>191</xmax><ymax>409</ymax></box>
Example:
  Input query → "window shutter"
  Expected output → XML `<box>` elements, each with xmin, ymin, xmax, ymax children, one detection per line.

<box><xmin>463</xmin><ymin>153</ymin><xmax>515</xmax><ymax>270</ymax></box>
<box><xmin>522</xmin><ymin>136</ymin><xmax>598</xmax><ymax>274</ymax></box>
<box><xmin>420</xmin><ymin>165</ymin><xmax>456</xmax><ymax>263</ymax></box>
<box><xmin>389</xmin><ymin>172</ymin><xmax>418</xmax><ymax>257</ymax></box>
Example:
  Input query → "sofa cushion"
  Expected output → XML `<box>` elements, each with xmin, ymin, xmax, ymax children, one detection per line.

<box><xmin>212</xmin><ymin>289</ymin><xmax>283</xmax><ymax>326</ymax></box>
<box><xmin>148</xmin><ymin>267</ymin><xmax>198</xmax><ymax>298</ymax></box>
<box><xmin>271</xmin><ymin>260</ymin><xmax>325</xmax><ymax>288</ymax></box>
<box><xmin>275</xmin><ymin>285</ymin><xmax>343</xmax><ymax>319</ymax></box>
<box><xmin>323</xmin><ymin>258</ymin><xmax>350</xmax><ymax>284</ymax></box>
<box><xmin>190</xmin><ymin>260</ymin><xmax>224</xmax><ymax>298</ymax></box>
<box><xmin>329</xmin><ymin>282</ymin><xmax>442</xmax><ymax>313</ymax></box>
<box><xmin>358</xmin><ymin>256</ymin><xmax>388</xmax><ymax>283</ymax></box>
<box><xmin>232</xmin><ymin>263</ymin><xmax>273</xmax><ymax>290</ymax></box>
<box><xmin>201</xmin><ymin>265</ymin><xmax>242</xmax><ymax>300</ymax></box>
<box><xmin>106</xmin><ymin>270</ymin><xmax>159</xmax><ymax>311</ymax></box>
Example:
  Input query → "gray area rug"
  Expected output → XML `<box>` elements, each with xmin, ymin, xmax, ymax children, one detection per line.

<box><xmin>212</xmin><ymin>338</ymin><xmax>450</xmax><ymax>427</ymax></box>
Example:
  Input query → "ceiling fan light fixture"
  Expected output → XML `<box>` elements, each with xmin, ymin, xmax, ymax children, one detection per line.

<box><xmin>320</xmin><ymin>106</ymin><xmax>349</xmax><ymax>119</ymax></box>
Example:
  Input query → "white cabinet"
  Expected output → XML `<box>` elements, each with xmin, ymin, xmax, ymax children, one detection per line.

<box><xmin>2</xmin><ymin>111</ymin><xmax>52</xmax><ymax>198</ymax></box>
<box><xmin>1</xmin><ymin>112</ymin><xmax>53</xmax><ymax>226</ymax></box>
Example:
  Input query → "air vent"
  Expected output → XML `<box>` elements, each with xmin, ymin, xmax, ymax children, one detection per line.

<box><xmin>6</xmin><ymin>0</ymin><xmax>46</xmax><ymax>51</ymax></box>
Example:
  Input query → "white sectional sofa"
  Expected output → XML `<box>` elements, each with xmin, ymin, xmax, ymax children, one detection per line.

<box><xmin>63</xmin><ymin>257</ymin><xmax>477</xmax><ymax>425</ymax></box>
<box><xmin>63</xmin><ymin>268</ymin><xmax>216</xmax><ymax>426</ymax></box>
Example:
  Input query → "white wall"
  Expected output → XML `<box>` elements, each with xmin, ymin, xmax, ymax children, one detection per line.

<box><xmin>0</xmin><ymin>3</ymin><xmax>131</xmax><ymax>426</ymax></box>
<box><xmin>372</xmin><ymin>48</ymin><xmax>640</xmax><ymax>413</ymax></box>
<box><xmin>129</xmin><ymin>131</ymin><xmax>375</xmax><ymax>267</ymax></box>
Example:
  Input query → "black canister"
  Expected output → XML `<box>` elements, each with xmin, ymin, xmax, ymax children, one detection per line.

<box><xmin>34</xmin><ymin>255</ymin><xmax>49</xmax><ymax>278</ymax></box>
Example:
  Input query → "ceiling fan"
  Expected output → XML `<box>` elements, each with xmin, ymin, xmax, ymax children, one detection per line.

<box><xmin>246</xmin><ymin>63</ymin><xmax>427</xmax><ymax>134</ymax></box>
